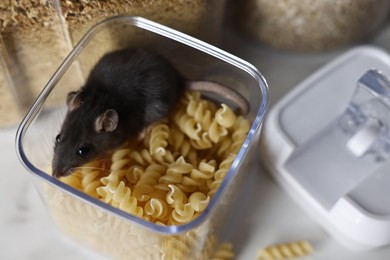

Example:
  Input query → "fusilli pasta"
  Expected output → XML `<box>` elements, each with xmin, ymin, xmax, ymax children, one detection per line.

<box><xmin>211</xmin><ymin>242</ymin><xmax>235</xmax><ymax>260</ymax></box>
<box><xmin>53</xmin><ymin>90</ymin><xmax>251</xmax><ymax>260</ymax></box>
<box><xmin>148</xmin><ymin>123</ymin><xmax>170</xmax><ymax>155</ymax></box>
<box><xmin>258</xmin><ymin>240</ymin><xmax>314</xmax><ymax>260</ymax></box>
<box><xmin>80</xmin><ymin>160</ymin><xmax>104</xmax><ymax>198</ymax></box>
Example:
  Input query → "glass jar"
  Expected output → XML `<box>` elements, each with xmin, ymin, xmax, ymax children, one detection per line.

<box><xmin>0</xmin><ymin>35</ymin><xmax>22</xmax><ymax>127</ymax></box>
<box><xmin>230</xmin><ymin>0</ymin><xmax>390</xmax><ymax>52</ymax></box>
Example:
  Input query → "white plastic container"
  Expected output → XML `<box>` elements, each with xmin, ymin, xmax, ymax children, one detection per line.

<box><xmin>260</xmin><ymin>46</ymin><xmax>390</xmax><ymax>250</ymax></box>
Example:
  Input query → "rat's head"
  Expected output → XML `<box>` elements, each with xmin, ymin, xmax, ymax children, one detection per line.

<box><xmin>52</xmin><ymin>90</ymin><xmax>123</xmax><ymax>178</ymax></box>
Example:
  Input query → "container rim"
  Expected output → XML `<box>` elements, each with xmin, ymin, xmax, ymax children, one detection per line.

<box><xmin>15</xmin><ymin>16</ymin><xmax>269</xmax><ymax>234</ymax></box>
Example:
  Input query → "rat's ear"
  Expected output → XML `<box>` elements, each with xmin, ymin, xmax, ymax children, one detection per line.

<box><xmin>95</xmin><ymin>109</ymin><xmax>118</xmax><ymax>133</ymax></box>
<box><xmin>66</xmin><ymin>91</ymin><xmax>82</xmax><ymax>111</ymax></box>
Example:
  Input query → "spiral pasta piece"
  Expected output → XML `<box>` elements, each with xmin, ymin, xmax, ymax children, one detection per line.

<box><xmin>171</xmin><ymin>203</ymin><xmax>195</xmax><ymax>223</ymax></box>
<box><xmin>111</xmin><ymin>181</ymin><xmax>131</xmax><ymax>207</ymax></box>
<box><xmin>125</xmin><ymin>165</ymin><xmax>144</xmax><ymax>185</ymax></box>
<box><xmin>130</xmin><ymin>148</ymin><xmax>176</xmax><ymax>166</ymax></box>
<box><xmin>168</xmin><ymin>125</ymin><xmax>198</xmax><ymax>165</ymax></box>
<box><xmin>145</xmin><ymin>198</ymin><xmax>169</xmax><ymax>220</ymax></box>
<box><xmin>211</xmin><ymin>243</ymin><xmax>235</xmax><ymax>260</ymax></box>
<box><xmin>231</xmin><ymin>115</ymin><xmax>251</xmax><ymax>154</ymax></box>
<box><xmin>118</xmin><ymin>193</ymin><xmax>143</xmax><ymax>218</ymax></box>
<box><xmin>132</xmin><ymin>165</ymin><xmax>163</xmax><ymax>202</ymax></box>
<box><xmin>181</xmin><ymin>90</ymin><xmax>201</xmax><ymax>106</ymax></box>
<box><xmin>187</xmin><ymin>99</ymin><xmax>215</xmax><ymax>130</ymax></box>
<box><xmin>177</xmin><ymin>175</ymin><xmax>203</xmax><ymax>194</ymax></box>
<box><xmin>176</xmin><ymin>113</ymin><xmax>202</xmax><ymax>141</ymax></box>
<box><xmin>215</xmin><ymin>104</ymin><xmax>236</xmax><ymax>128</ymax></box>
<box><xmin>191</xmin><ymin>160</ymin><xmax>216</xmax><ymax>180</ymax></box>
<box><xmin>208</xmin><ymin>119</ymin><xmax>228</xmax><ymax>143</ymax></box>
<box><xmin>166</xmin><ymin>184</ymin><xmax>187</xmax><ymax>207</ymax></box>
<box><xmin>94</xmin><ymin>147</ymin><xmax>131</xmax><ymax>199</ymax></box>
<box><xmin>59</xmin><ymin>172</ymin><xmax>82</xmax><ymax>191</ymax></box>
<box><xmin>149</xmin><ymin>123</ymin><xmax>170</xmax><ymax>155</ymax></box>
<box><xmin>168</xmin><ymin>124</ymin><xmax>186</xmax><ymax>151</ymax></box>
<box><xmin>111</xmin><ymin>147</ymin><xmax>131</xmax><ymax>168</ymax></box>
<box><xmin>159</xmin><ymin>156</ymin><xmax>193</xmax><ymax>185</ymax></box>
<box><xmin>190</xmin><ymin>132</ymin><xmax>213</xmax><ymax>150</ymax></box>
<box><xmin>129</xmin><ymin>149</ymin><xmax>156</xmax><ymax>166</ymax></box>
<box><xmin>188</xmin><ymin>192</ymin><xmax>210</xmax><ymax>212</ymax></box>
<box><xmin>208</xmin><ymin>153</ymin><xmax>236</xmax><ymax>196</ymax></box>
<box><xmin>133</xmin><ymin>184</ymin><xmax>155</xmax><ymax>202</ymax></box>
<box><xmin>162</xmin><ymin>238</ymin><xmax>190</xmax><ymax>260</ymax></box>
<box><xmin>81</xmin><ymin>172</ymin><xmax>102</xmax><ymax>199</ymax></box>
<box><xmin>215</xmin><ymin>153</ymin><xmax>236</xmax><ymax>180</ymax></box>
<box><xmin>96</xmin><ymin>181</ymin><xmax>114</xmax><ymax>203</ymax></box>
<box><xmin>215</xmin><ymin>137</ymin><xmax>233</xmax><ymax>159</ymax></box>
<box><xmin>79</xmin><ymin>160</ymin><xmax>104</xmax><ymax>198</ymax></box>
<box><xmin>257</xmin><ymin>240</ymin><xmax>314</xmax><ymax>260</ymax></box>
<box><xmin>181</xmin><ymin>176</ymin><xmax>203</xmax><ymax>187</ymax></box>
<box><xmin>152</xmin><ymin>149</ymin><xmax>176</xmax><ymax>165</ymax></box>
<box><xmin>137</xmin><ymin>164</ymin><xmax>166</xmax><ymax>186</ymax></box>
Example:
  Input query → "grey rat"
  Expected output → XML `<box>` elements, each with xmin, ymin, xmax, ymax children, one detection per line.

<box><xmin>52</xmin><ymin>48</ymin><xmax>249</xmax><ymax>178</ymax></box>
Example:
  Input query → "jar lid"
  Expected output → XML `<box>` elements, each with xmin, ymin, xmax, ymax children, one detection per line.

<box><xmin>260</xmin><ymin>46</ymin><xmax>390</xmax><ymax>250</ymax></box>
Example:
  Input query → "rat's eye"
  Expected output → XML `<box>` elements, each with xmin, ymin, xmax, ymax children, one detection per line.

<box><xmin>55</xmin><ymin>134</ymin><xmax>61</xmax><ymax>143</ymax></box>
<box><xmin>77</xmin><ymin>147</ymin><xmax>89</xmax><ymax>157</ymax></box>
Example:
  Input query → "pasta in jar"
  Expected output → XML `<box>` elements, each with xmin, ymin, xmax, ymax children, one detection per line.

<box><xmin>50</xmin><ymin>90</ymin><xmax>250</xmax><ymax>259</ymax></box>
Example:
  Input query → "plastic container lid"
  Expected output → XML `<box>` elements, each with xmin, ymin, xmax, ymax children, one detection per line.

<box><xmin>260</xmin><ymin>46</ymin><xmax>390</xmax><ymax>250</ymax></box>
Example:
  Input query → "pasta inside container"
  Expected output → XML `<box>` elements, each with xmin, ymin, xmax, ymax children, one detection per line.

<box><xmin>16</xmin><ymin>16</ymin><xmax>268</xmax><ymax>259</ymax></box>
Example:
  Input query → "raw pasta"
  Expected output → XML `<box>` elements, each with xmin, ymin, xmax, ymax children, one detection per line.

<box><xmin>53</xmin><ymin>90</ymin><xmax>250</xmax><ymax>259</ymax></box>
<box><xmin>211</xmin><ymin>243</ymin><xmax>235</xmax><ymax>260</ymax></box>
<box><xmin>148</xmin><ymin>123</ymin><xmax>170</xmax><ymax>155</ymax></box>
<box><xmin>257</xmin><ymin>240</ymin><xmax>314</xmax><ymax>260</ymax></box>
<box><xmin>208</xmin><ymin>153</ymin><xmax>236</xmax><ymax>197</ymax></box>
<box><xmin>189</xmin><ymin>192</ymin><xmax>211</xmax><ymax>212</ymax></box>
<box><xmin>230</xmin><ymin>116</ymin><xmax>251</xmax><ymax>154</ymax></box>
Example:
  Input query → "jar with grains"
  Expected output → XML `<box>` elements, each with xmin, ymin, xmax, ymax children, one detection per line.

<box><xmin>229</xmin><ymin>0</ymin><xmax>390</xmax><ymax>52</ymax></box>
<box><xmin>0</xmin><ymin>0</ymin><xmax>83</xmax><ymax>127</ymax></box>
<box><xmin>54</xmin><ymin>0</ymin><xmax>226</xmax><ymax>79</ymax></box>
<box><xmin>0</xmin><ymin>36</ymin><xmax>22</xmax><ymax>127</ymax></box>
<box><xmin>0</xmin><ymin>0</ymin><xmax>225</xmax><ymax>127</ymax></box>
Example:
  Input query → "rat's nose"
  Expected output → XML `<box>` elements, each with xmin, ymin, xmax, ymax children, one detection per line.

<box><xmin>52</xmin><ymin>161</ymin><xmax>72</xmax><ymax>178</ymax></box>
<box><xmin>52</xmin><ymin>170</ymin><xmax>62</xmax><ymax>178</ymax></box>
<box><xmin>52</xmin><ymin>168</ymin><xmax>73</xmax><ymax>178</ymax></box>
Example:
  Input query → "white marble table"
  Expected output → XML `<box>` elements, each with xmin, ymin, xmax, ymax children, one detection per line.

<box><xmin>3</xmin><ymin>23</ymin><xmax>390</xmax><ymax>259</ymax></box>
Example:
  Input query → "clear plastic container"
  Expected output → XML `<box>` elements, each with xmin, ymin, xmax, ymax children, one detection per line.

<box><xmin>15</xmin><ymin>16</ymin><xmax>269</xmax><ymax>259</ymax></box>
<box><xmin>0</xmin><ymin>35</ymin><xmax>23</xmax><ymax>127</ymax></box>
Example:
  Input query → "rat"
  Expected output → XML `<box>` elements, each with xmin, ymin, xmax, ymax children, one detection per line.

<box><xmin>52</xmin><ymin>48</ymin><xmax>249</xmax><ymax>178</ymax></box>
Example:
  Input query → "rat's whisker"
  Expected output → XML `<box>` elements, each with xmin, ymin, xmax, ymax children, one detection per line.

<box><xmin>73</xmin><ymin>166</ymin><xmax>111</xmax><ymax>176</ymax></box>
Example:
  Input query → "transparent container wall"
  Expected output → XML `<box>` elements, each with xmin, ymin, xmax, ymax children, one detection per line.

<box><xmin>17</xmin><ymin>17</ymin><xmax>268</xmax><ymax>259</ymax></box>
